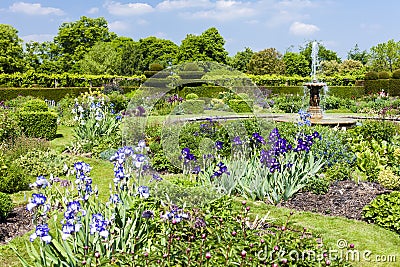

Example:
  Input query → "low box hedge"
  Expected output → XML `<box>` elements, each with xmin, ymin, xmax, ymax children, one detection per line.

<box><xmin>180</xmin><ymin>100</ymin><xmax>205</xmax><ymax>114</ymax></box>
<box><xmin>228</xmin><ymin>99</ymin><xmax>253</xmax><ymax>113</ymax></box>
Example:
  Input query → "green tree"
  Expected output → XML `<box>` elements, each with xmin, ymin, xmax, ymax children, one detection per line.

<box><xmin>283</xmin><ymin>52</ymin><xmax>310</xmax><ymax>76</ymax></box>
<box><xmin>300</xmin><ymin>41</ymin><xmax>340</xmax><ymax>71</ymax></box>
<box><xmin>347</xmin><ymin>44</ymin><xmax>369</xmax><ymax>65</ymax></box>
<box><xmin>111</xmin><ymin>37</ymin><xmax>139</xmax><ymax>75</ymax></box>
<box><xmin>54</xmin><ymin>16</ymin><xmax>116</xmax><ymax>72</ymax></box>
<box><xmin>229</xmin><ymin>47</ymin><xmax>253</xmax><ymax>72</ymax></box>
<box><xmin>339</xmin><ymin>59</ymin><xmax>365</xmax><ymax>75</ymax></box>
<box><xmin>175</xmin><ymin>27</ymin><xmax>228</xmax><ymax>64</ymax></box>
<box><xmin>134</xmin><ymin>37</ymin><xmax>179</xmax><ymax>72</ymax></box>
<box><xmin>24</xmin><ymin>41</ymin><xmax>62</xmax><ymax>73</ymax></box>
<box><xmin>370</xmin><ymin>39</ymin><xmax>400</xmax><ymax>72</ymax></box>
<box><xmin>0</xmin><ymin>24</ymin><xmax>25</xmax><ymax>73</ymax></box>
<box><xmin>320</xmin><ymin>60</ymin><xmax>340</xmax><ymax>76</ymax></box>
<box><xmin>78</xmin><ymin>42</ymin><xmax>121</xmax><ymax>75</ymax></box>
<box><xmin>247</xmin><ymin>48</ymin><xmax>285</xmax><ymax>75</ymax></box>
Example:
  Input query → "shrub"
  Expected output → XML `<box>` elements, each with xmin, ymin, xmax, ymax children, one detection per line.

<box><xmin>378</xmin><ymin>71</ymin><xmax>391</xmax><ymax>79</ymax></box>
<box><xmin>0</xmin><ymin>108</ymin><xmax>21</xmax><ymax>142</ymax></box>
<box><xmin>0</xmin><ymin>192</ymin><xmax>13</xmax><ymax>219</ymax></box>
<box><xmin>365</xmin><ymin>71</ymin><xmax>379</xmax><ymax>80</ymax></box>
<box><xmin>228</xmin><ymin>99</ymin><xmax>253</xmax><ymax>113</ymax></box>
<box><xmin>107</xmin><ymin>92</ymin><xmax>129</xmax><ymax>113</ymax></box>
<box><xmin>392</xmin><ymin>69</ymin><xmax>400</xmax><ymax>79</ymax></box>
<box><xmin>14</xmin><ymin>149</ymin><xmax>73</xmax><ymax>179</ymax></box>
<box><xmin>20</xmin><ymin>99</ymin><xmax>49</xmax><ymax>112</ymax></box>
<box><xmin>274</xmin><ymin>95</ymin><xmax>303</xmax><ymax>113</ymax></box>
<box><xmin>349</xmin><ymin>119</ymin><xmax>398</xmax><ymax>142</ymax></box>
<box><xmin>103</xmin><ymin>83</ymin><xmax>123</xmax><ymax>95</ymax></box>
<box><xmin>18</xmin><ymin>111</ymin><xmax>58</xmax><ymax>140</ymax></box>
<box><xmin>144</xmin><ymin>63</ymin><xmax>164</xmax><ymax>78</ymax></box>
<box><xmin>0</xmin><ymin>162</ymin><xmax>30</xmax><ymax>193</ymax></box>
<box><xmin>304</xmin><ymin>174</ymin><xmax>330</xmax><ymax>194</ymax></box>
<box><xmin>180</xmin><ymin>100</ymin><xmax>205</xmax><ymax>114</ymax></box>
<box><xmin>183</xmin><ymin>62</ymin><xmax>200</xmax><ymax>71</ymax></box>
<box><xmin>377</xmin><ymin>169</ymin><xmax>400</xmax><ymax>190</ymax></box>
<box><xmin>363</xmin><ymin>191</ymin><xmax>400</xmax><ymax>234</ymax></box>
<box><xmin>185</xmin><ymin>93</ymin><xmax>199</xmax><ymax>100</ymax></box>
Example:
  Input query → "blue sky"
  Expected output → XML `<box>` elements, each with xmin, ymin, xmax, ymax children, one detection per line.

<box><xmin>0</xmin><ymin>0</ymin><xmax>399</xmax><ymax>59</ymax></box>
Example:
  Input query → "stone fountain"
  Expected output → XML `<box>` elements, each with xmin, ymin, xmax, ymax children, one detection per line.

<box><xmin>304</xmin><ymin>41</ymin><xmax>326</xmax><ymax>120</ymax></box>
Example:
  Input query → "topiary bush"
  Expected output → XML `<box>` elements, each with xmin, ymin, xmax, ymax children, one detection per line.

<box><xmin>363</xmin><ymin>191</ymin><xmax>400</xmax><ymax>235</ymax></box>
<box><xmin>179</xmin><ymin>100</ymin><xmax>205</xmax><ymax>114</ymax></box>
<box><xmin>365</xmin><ymin>71</ymin><xmax>379</xmax><ymax>80</ymax></box>
<box><xmin>228</xmin><ymin>99</ymin><xmax>253</xmax><ymax>113</ymax></box>
<box><xmin>392</xmin><ymin>69</ymin><xmax>400</xmax><ymax>79</ymax></box>
<box><xmin>18</xmin><ymin>111</ymin><xmax>58</xmax><ymax>140</ymax></box>
<box><xmin>20</xmin><ymin>99</ymin><xmax>49</xmax><ymax>112</ymax></box>
<box><xmin>378</xmin><ymin>71</ymin><xmax>391</xmax><ymax>79</ymax></box>
<box><xmin>0</xmin><ymin>192</ymin><xmax>13</xmax><ymax>219</ymax></box>
<box><xmin>185</xmin><ymin>93</ymin><xmax>199</xmax><ymax>100</ymax></box>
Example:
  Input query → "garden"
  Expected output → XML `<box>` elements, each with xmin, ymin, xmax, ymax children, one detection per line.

<box><xmin>0</xmin><ymin>62</ymin><xmax>399</xmax><ymax>267</ymax></box>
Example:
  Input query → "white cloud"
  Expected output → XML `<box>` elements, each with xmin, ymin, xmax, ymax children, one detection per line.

<box><xmin>9</xmin><ymin>2</ymin><xmax>64</xmax><ymax>16</ymax></box>
<box><xmin>275</xmin><ymin>0</ymin><xmax>316</xmax><ymax>9</ymax></box>
<box><xmin>88</xmin><ymin>7</ymin><xmax>99</xmax><ymax>14</ymax></box>
<box><xmin>186</xmin><ymin>0</ymin><xmax>257</xmax><ymax>21</ymax></box>
<box><xmin>289</xmin><ymin>21</ymin><xmax>319</xmax><ymax>36</ymax></box>
<box><xmin>105</xmin><ymin>1</ymin><xmax>154</xmax><ymax>16</ymax></box>
<box><xmin>22</xmin><ymin>34</ymin><xmax>54</xmax><ymax>43</ymax></box>
<box><xmin>109</xmin><ymin>21</ymin><xmax>129</xmax><ymax>31</ymax></box>
<box><xmin>137</xmin><ymin>19</ymin><xmax>149</xmax><ymax>25</ymax></box>
<box><xmin>156</xmin><ymin>0</ymin><xmax>211</xmax><ymax>10</ymax></box>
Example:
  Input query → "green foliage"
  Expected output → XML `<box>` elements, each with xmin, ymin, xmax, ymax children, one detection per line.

<box><xmin>324</xmin><ymin>162</ymin><xmax>351</xmax><ymax>181</ymax></box>
<box><xmin>320</xmin><ymin>60</ymin><xmax>340</xmax><ymax>76</ymax></box>
<box><xmin>185</xmin><ymin>93</ymin><xmax>198</xmax><ymax>100</ymax></box>
<box><xmin>247</xmin><ymin>48</ymin><xmax>285</xmax><ymax>75</ymax></box>
<box><xmin>304</xmin><ymin>174</ymin><xmax>330</xmax><ymax>195</ymax></box>
<box><xmin>78</xmin><ymin>42</ymin><xmax>121</xmax><ymax>75</ymax></box>
<box><xmin>369</xmin><ymin>39</ymin><xmax>400</xmax><ymax>72</ymax></box>
<box><xmin>347</xmin><ymin>44</ymin><xmax>369</xmax><ymax>65</ymax></box>
<box><xmin>18</xmin><ymin>111</ymin><xmax>58</xmax><ymax>140</ymax></box>
<box><xmin>392</xmin><ymin>69</ymin><xmax>400</xmax><ymax>79</ymax></box>
<box><xmin>0</xmin><ymin>161</ymin><xmax>30</xmax><ymax>193</ymax></box>
<box><xmin>102</xmin><ymin>83</ymin><xmax>123</xmax><ymax>95</ymax></box>
<box><xmin>175</xmin><ymin>27</ymin><xmax>228</xmax><ymax>64</ymax></box>
<box><xmin>20</xmin><ymin>99</ymin><xmax>49</xmax><ymax>112</ymax></box>
<box><xmin>363</xmin><ymin>191</ymin><xmax>400</xmax><ymax>234</ymax></box>
<box><xmin>107</xmin><ymin>92</ymin><xmax>129</xmax><ymax>113</ymax></box>
<box><xmin>365</xmin><ymin>71</ymin><xmax>379</xmax><ymax>80</ymax></box>
<box><xmin>364</xmin><ymin>79</ymin><xmax>400</xmax><ymax>96</ymax></box>
<box><xmin>339</xmin><ymin>59</ymin><xmax>365</xmax><ymax>76</ymax></box>
<box><xmin>179</xmin><ymin>85</ymin><xmax>226</xmax><ymax>99</ymax></box>
<box><xmin>378</xmin><ymin>71</ymin><xmax>391</xmax><ymax>79</ymax></box>
<box><xmin>54</xmin><ymin>16</ymin><xmax>117</xmax><ymax>72</ymax></box>
<box><xmin>377</xmin><ymin>169</ymin><xmax>400</xmax><ymax>189</ymax></box>
<box><xmin>283</xmin><ymin>52</ymin><xmax>310</xmax><ymax>76</ymax></box>
<box><xmin>0</xmin><ymin>108</ymin><xmax>21</xmax><ymax>142</ymax></box>
<box><xmin>13</xmin><ymin>149</ymin><xmax>72</xmax><ymax>179</ymax></box>
<box><xmin>228</xmin><ymin>47</ymin><xmax>253</xmax><ymax>72</ymax></box>
<box><xmin>0</xmin><ymin>24</ymin><xmax>25</xmax><ymax>73</ymax></box>
<box><xmin>179</xmin><ymin>100</ymin><xmax>205</xmax><ymax>114</ymax></box>
<box><xmin>274</xmin><ymin>95</ymin><xmax>303</xmax><ymax>113</ymax></box>
<box><xmin>144</xmin><ymin>63</ymin><xmax>164</xmax><ymax>78</ymax></box>
<box><xmin>227</xmin><ymin>99</ymin><xmax>253</xmax><ymax>113</ymax></box>
<box><xmin>0</xmin><ymin>192</ymin><xmax>13</xmax><ymax>219</ymax></box>
<box><xmin>349</xmin><ymin>120</ymin><xmax>397</xmax><ymax>142</ymax></box>
<box><xmin>300</xmin><ymin>41</ymin><xmax>341</xmax><ymax>69</ymax></box>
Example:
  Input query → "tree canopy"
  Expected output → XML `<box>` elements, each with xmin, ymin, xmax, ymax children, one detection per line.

<box><xmin>175</xmin><ymin>27</ymin><xmax>228</xmax><ymax>64</ymax></box>
<box><xmin>247</xmin><ymin>48</ymin><xmax>285</xmax><ymax>75</ymax></box>
<box><xmin>369</xmin><ymin>39</ymin><xmax>400</xmax><ymax>72</ymax></box>
<box><xmin>0</xmin><ymin>24</ymin><xmax>25</xmax><ymax>73</ymax></box>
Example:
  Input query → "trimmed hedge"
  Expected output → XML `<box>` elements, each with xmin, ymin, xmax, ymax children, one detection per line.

<box><xmin>364</xmin><ymin>79</ymin><xmax>400</xmax><ymax>96</ymax></box>
<box><xmin>180</xmin><ymin>100</ymin><xmax>205</xmax><ymax>114</ymax></box>
<box><xmin>179</xmin><ymin>85</ymin><xmax>226</xmax><ymax>99</ymax></box>
<box><xmin>18</xmin><ymin>111</ymin><xmax>58</xmax><ymax>140</ymax></box>
<box><xmin>260</xmin><ymin>86</ymin><xmax>364</xmax><ymax>99</ymax></box>
<box><xmin>0</xmin><ymin>86</ymin><xmax>138</xmax><ymax>102</ymax></box>
<box><xmin>228</xmin><ymin>99</ymin><xmax>253</xmax><ymax>113</ymax></box>
<box><xmin>0</xmin><ymin>73</ymin><xmax>145</xmax><ymax>88</ymax></box>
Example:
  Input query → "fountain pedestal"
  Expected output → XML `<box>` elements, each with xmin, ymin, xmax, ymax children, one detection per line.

<box><xmin>304</xmin><ymin>81</ymin><xmax>326</xmax><ymax>120</ymax></box>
